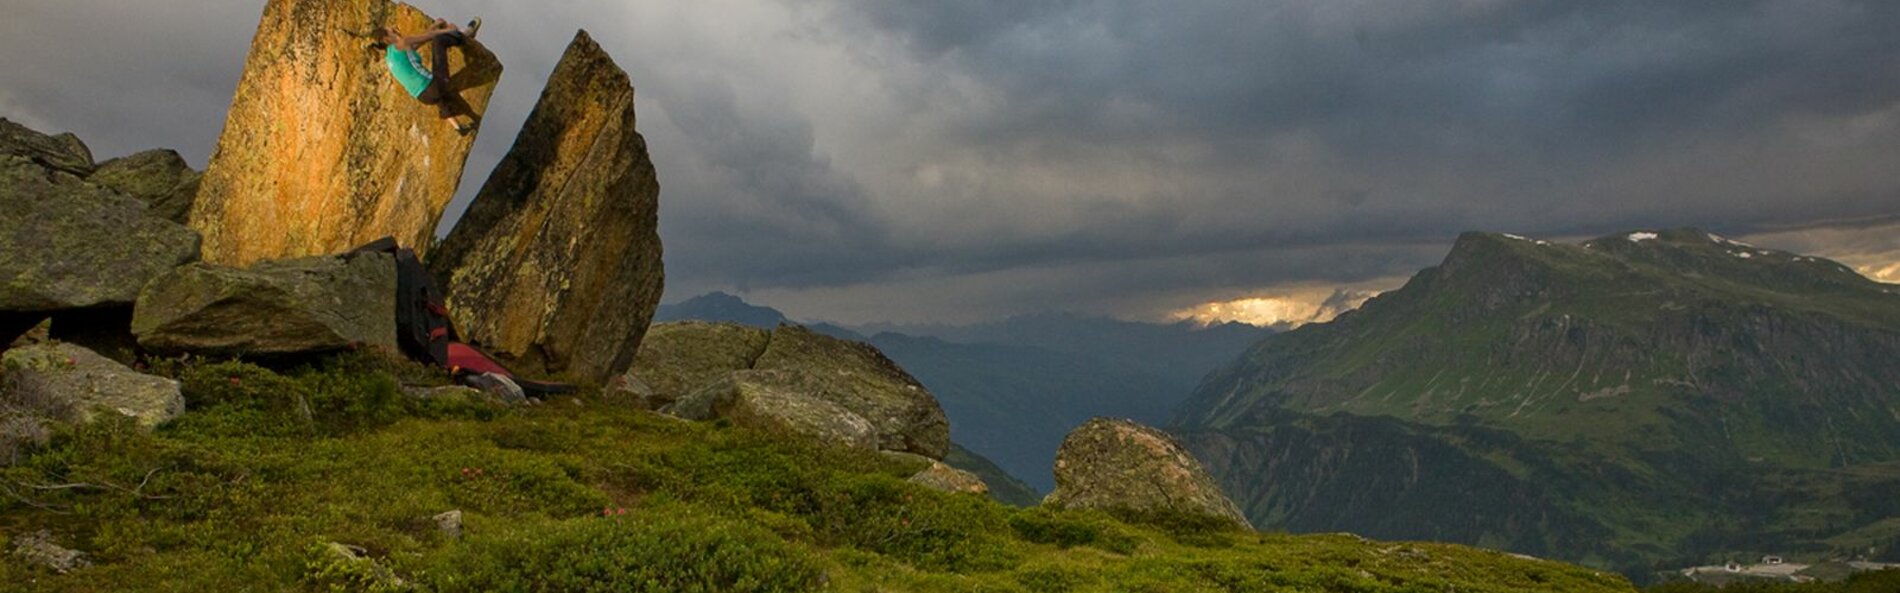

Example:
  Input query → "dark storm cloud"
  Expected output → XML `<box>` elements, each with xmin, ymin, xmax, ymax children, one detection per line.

<box><xmin>4</xmin><ymin>1</ymin><xmax>1896</xmax><ymax>323</ymax></box>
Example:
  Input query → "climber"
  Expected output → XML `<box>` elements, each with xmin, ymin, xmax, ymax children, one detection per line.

<box><xmin>377</xmin><ymin>17</ymin><xmax>482</xmax><ymax>132</ymax></box>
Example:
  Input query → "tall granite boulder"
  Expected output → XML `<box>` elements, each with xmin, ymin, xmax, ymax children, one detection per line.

<box><xmin>430</xmin><ymin>30</ymin><xmax>662</xmax><ymax>384</ymax></box>
<box><xmin>131</xmin><ymin>252</ymin><xmax>398</xmax><ymax>355</ymax></box>
<box><xmin>190</xmin><ymin>0</ymin><xmax>502</xmax><ymax>266</ymax></box>
<box><xmin>1044</xmin><ymin>418</ymin><xmax>1252</xmax><ymax>529</ymax></box>
<box><xmin>3</xmin><ymin>342</ymin><xmax>185</xmax><ymax>428</ymax></box>
<box><xmin>90</xmin><ymin>149</ymin><xmax>202</xmax><ymax>224</ymax></box>
<box><xmin>1</xmin><ymin>130</ymin><xmax>201</xmax><ymax>317</ymax></box>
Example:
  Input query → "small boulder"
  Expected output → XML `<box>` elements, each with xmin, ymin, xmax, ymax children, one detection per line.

<box><xmin>431</xmin><ymin>30</ymin><xmax>662</xmax><ymax>384</ymax></box>
<box><xmin>674</xmin><ymin>370</ymin><xmax>879</xmax><ymax>452</ymax></box>
<box><xmin>908</xmin><ymin>461</ymin><xmax>990</xmax><ymax>496</ymax></box>
<box><xmin>89</xmin><ymin>149</ymin><xmax>201</xmax><ymax>224</ymax></box>
<box><xmin>1</xmin><ymin>152</ymin><xmax>201</xmax><ymax>313</ymax></box>
<box><xmin>1</xmin><ymin>342</ymin><xmax>184</xmax><ymax>428</ymax></box>
<box><xmin>433</xmin><ymin>510</ymin><xmax>464</xmax><ymax>539</ymax></box>
<box><xmin>623</xmin><ymin>321</ymin><xmax>772</xmax><ymax>408</ymax></box>
<box><xmin>131</xmin><ymin>252</ymin><xmax>397</xmax><ymax>356</ymax></box>
<box><xmin>753</xmin><ymin>325</ymin><xmax>949</xmax><ymax>459</ymax></box>
<box><xmin>10</xmin><ymin>529</ymin><xmax>90</xmax><ymax>574</ymax></box>
<box><xmin>1043</xmin><ymin>418</ymin><xmax>1252</xmax><ymax>529</ymax></box>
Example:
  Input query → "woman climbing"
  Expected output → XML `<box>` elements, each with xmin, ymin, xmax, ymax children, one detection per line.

<box><xmin>379</xmin><ymin>18</ymin><xmax>482</xmax><ymax>132</ymax></box>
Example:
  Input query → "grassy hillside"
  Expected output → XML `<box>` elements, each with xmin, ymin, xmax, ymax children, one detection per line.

<box><xmin>1175</xmin><ymin>229</ymin><xmax>1900</xmax><ymax>578</ymax></box>
<box><xmin>0</xmin><ymin>351</ymin><xmax>1631</xmax><ymax>592</ymax></box>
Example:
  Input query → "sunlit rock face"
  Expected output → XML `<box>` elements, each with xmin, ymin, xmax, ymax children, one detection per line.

<box><xmin>429</xmin><ymin>31</ymin><xmax>661</xmax><ymax>384</ymax></box>
<box><xmin>190</xmin><ymin>0</ymin><xmax>502</xmax><ymax>266</ymax></box>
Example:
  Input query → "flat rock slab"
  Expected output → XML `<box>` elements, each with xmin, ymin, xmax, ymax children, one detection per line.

<box><xmin>190</xmin><ymin>0</ymin><xmax>501</xmax><ymax>265</ymax></box>
<box><xmin>681</xmin><ymin>369</ymin><xmax>879</xmax><ymax>452</ymax></box>
<box><xmin>132</xmin><ymin>252</ymin><xmax>397</xmax><ymax>355</ymax></box>
<box><xmin>2</xmin><ymin>342</ymin><xmax>184</xmax><ymax>428</ymax></box>
<box><xmin>753</xmin><ymin>325</ymin><xmax>949</xmax><ymax>459</ymax></box>
<box><xmin>908</xmin><ymin>461</ymin><xmax>990</xmax><ymax>496</ymax></box>
<box><xmin>624</xmin><ymin>321</ymin><xmax>772</xmax><ymax>408</ymax></box>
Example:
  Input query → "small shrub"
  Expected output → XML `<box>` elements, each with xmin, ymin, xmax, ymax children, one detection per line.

<box><xmin>426</xmin><ymin>509</ymin><xmax>823</xmax><ymax>593</ymax></box>
<box><xmin>1008</xmin><ymin>507</ymin><xmax>1141</xmax><ymax>554</ymax></box>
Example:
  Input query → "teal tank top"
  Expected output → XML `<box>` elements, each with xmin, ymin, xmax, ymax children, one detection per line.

<box><xmin>384</xmin><ymin>46</ymin><xmax>432</xmax><ymax>98</ymax></box>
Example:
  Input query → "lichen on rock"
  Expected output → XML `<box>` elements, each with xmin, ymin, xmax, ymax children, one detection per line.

<box><xmin>131</xmin><ymin>252</ymin><xmax>398</xmax><ymax>356</ymax></box>
<box><xmin>1044</xmin><ymin>417</ymin><xmax>1252</xmax><ymax>529</ymax></box>
<box><xmin>2</xmin><ymin>342</ymin><xmax>185</xmax><ymax>428</ymax></box>
<box><xmin>190</xmin><ymin>0</ymin><xmax>502</xmax><ymax>266</ymax></box>
<box><xmin>429</xmin><ymin>30</ymin><xmax>661</xmax><ymax>384</ymax></box>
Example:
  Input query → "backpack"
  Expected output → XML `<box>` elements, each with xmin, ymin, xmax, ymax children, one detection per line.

<box><xmin>351</xmin><ymin>238</ymin><xmax>574</xmax><ymax>398</ymax></box>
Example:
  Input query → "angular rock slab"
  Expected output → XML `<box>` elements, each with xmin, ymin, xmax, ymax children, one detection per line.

<box><xmin>190</xmin><ymin>0</ymin><xmax>502</xmax><ymax>266</ymax></box>
<box><xmin>91</xmin><ymin>149</ymin><xmax>202</xmax><ymax>224</ymax></box>
<box><xmin>430</xmin><ymin>30</ymin><xmax>662</xmax><ymax>384</ymax></box>
<box><xmin>131</xmin><ymin>252</ymin><xmax>397</xmax><ymax>355</ymax></box>
<box><xmin>0</xmin><ymin>118</ymin><xmax>93</xmax><ymax>176</ymax></box>
<box><xmin>623</xmin><ymin>321</ymin><xmax>772</xmax><ymax>409</ymax></box>
<box><xmin>753</xmin><ymin>325</ymin><xmax>949</xmax><ymax>459</ymax></box>
<box><xmin>1</xmin><ymin>154</ymin><xmax>201</xmax><ymax>312</ymax></box>
<box><xmin>2</xmin><ymin>342</ymin><xmax>185</xmax><ymax>428</ymax></box>
<box><xmin>1044</xmin><ymin>418</ymin><xmax>1252</xmax><ymax>529</ymax></box>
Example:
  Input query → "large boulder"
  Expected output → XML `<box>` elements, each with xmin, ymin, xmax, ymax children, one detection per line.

<box><xmin>622</xmin><ymin>321</ymin><xmax>772</xmax><ymax>409</ymax></box>
<box><xmin>752</xmin><ymin>325</ymin><xmax>949</xmax><ymax>459</ymax></box>
<box><xmin>1</xmin><ymin>145</ymin><xmax>201</xmax><ymax>314</ymax></box>
<box><xmin>680</xmin><ymin>370</ymin><xmax>880</xmax><ymax>452</ymax></box>
<box><xmin>2</xmin><ymin>342</ymin><xmax>185</xmax><ymax>428</ymax></box>
<box><xmin>131</xmin><ymin>252</ymin><xmax>397</xmax><ymax>355</ymax></box>
<box><xmin>90</xmin><ymin>149</ymin><xmax>201</xmax><ymax>224</ymax></box>
<box><xmin>430</xmin><ymin>30</ymin><xmax>663</xmax><ymax>384</ymax></box>
<box><xmin>189</xmin><ymin>0</ymin><xmax>502</xmax><ymax>266</ymax></box>
<box><xmin>1044</xmin><ymin>418</ymin><xmax>1252</xmax><ymax>529</ymax></box>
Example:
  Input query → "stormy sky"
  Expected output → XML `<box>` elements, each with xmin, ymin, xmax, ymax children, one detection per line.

<box><xmin>5</xmin><ymin>0</ymin><xmax>1898</xmax><ymax>324</ymax></box>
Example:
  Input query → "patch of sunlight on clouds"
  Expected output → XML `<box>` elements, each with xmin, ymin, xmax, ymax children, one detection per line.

<box><xmin>1170</xmin><ymin>284</ymin><xmax>1391</xmax><ymax>330</ymax></box>
<box><xmin>1740</xmin><ymin>219</ymin><xmax>1900</xmax><ymax>285</ymax></box>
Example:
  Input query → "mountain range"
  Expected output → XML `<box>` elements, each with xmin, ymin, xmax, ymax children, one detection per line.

<box><xmin>1173</xmin><ymin>228</ymin><xmax>1900</xmax><ymax>578</ymax></box>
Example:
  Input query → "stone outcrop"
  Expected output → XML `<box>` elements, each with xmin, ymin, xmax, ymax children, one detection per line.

<box><xmin>10</xmin><ymin>529</ymin><xmax>90</xmax><ymax>575</ymax></box>
<box><xmin>90</xmin><ymin>149</ymin><xmax>202</xmax><ymax>224</ymax></box>
<box><xmin>2</xmin><ymin>342</ymin><xmax>185</xmax><ymax>428</ymax></box>
<box><xmin>678</xmin><ymin>370</ymin><xmax>880</xmax><ymax>451</ymax></box>
<box><xmin>131</xmin><ymin>252</ymin><xmax>397</xmax><ymax>355</ymax></box>
<box><xmin>751</xmin><ymin>325</ymin><xmax>949</xmax><ymax>459</ymax></box>
<box><xmin>637</xmin><ymin>322</ymin><xmax>952</xmax><ymax>459</ymax></box>
<box><xmin>623</xmin><ymin>321</ymin><xmax>772</xmax><ymax>409</ymax></box>
<box><xmin>190</xmin><ymin>0</ymin><xmax>502</xmax><ymax>266</ymax></box>
<box><xmin>1044</xmin><ymin>418</ymin><xmax>1251</xmax><ymax>529</ymax></box>
<box><xmin>908</xmin><ymin>461</ymin><xmax>990</xmax><ymax>496</ymax></box>
<box><xmin>1</xmin><ymin>123</ymin><xmax>201</xmax><ymax>315</ymax></box>
<box><xmin>429</xmin><ymin>30</ymin><xmax>662</xmax><ymax>384</ymax></box>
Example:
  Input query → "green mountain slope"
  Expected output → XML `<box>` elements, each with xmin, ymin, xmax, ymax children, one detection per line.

<box><xmin>0</xmin><ymin>352</ymin><xmax>1633</xmax><ymax>592</ymax></box>
<box><xmin>1174</xmin><ymin>229</ymin><xmax>1900</xmax><ymax>577</ymax></box>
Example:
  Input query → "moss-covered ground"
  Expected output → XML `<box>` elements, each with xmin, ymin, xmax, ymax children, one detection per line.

<box><xmin>1</xmin><ymin>351</ymin><xmax>1633</xmax><ymax>592</ymax></box>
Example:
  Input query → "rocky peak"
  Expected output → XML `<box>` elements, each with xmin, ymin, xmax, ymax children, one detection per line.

<box><xmin>189</xmin><ymin>0</ymin><xmax>502</xmax><ymax>266</ymax></box>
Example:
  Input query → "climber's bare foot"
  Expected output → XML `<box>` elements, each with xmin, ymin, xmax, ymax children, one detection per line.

<box><xmin>466</xmin><ymin>17</ymin><xmax>482</xmax><ymax>40</ymax></box>
<box><xmin>451</xmin><ymin>117</ymin><xmax>476</xmax><ymax>135</ymax></box>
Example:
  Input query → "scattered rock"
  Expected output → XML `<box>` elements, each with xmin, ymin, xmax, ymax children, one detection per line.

<box><xmin>623</xmin><ymin>322</ymin><xmax>771</xmax><ymax>409</ymax></box>
<box><xmin>131</xmin><ymin>252</ymin><xmax>397</xmax><ymax>356</ymax></box>
<box><xmin>675</xmin><ymin>370</ymin><xmax>879</xmax><ymax>451</ymax></box>
<box><xmin>430</xmin><ymin>30</ymin><xmax>662</xmax><ymax>384</ymax></box>
<box><xmin>433</xmin><ymin>510</ymin><xmax>463</xmax><ymax>539</ymax></box>
<box><xmin>1044</xmin><ymin>418</ymin><xmax>1252</xmax><ymax>529</ymax></box>
<box><xmin>602</xmin><ymin>373</ymin><xmax>660</xmax><ymax>410</ymax></box>
<box><xmin>10</xmin><ymin>529</ymin><xmax>90</xmax><ymax>574</ymax></box>
<box><xmin>1</xmin><ymin>149</ymin><xmax>201</xmax><ymax>313</ymax></box>
<box><xmin>89</xmin><ymin>149</ymin><xmax>201</xmax><ymax>224</ymax></box>
<box><xmin>908</xmin><ymin>461</ymin><xmax>990</xmax><ymax>496</ymax></box>
<box><xmin>2</xmin><ymin>342</ymin><xmax>184</xmax><ymax>428</ymax></box>
<box><xmin>0</xmin><ymin>118</ymin><xmax>93</xmax><ymax>176</ymax></box>
<box><xmin>318</xmin><ymin>542</ymin><xmax>408</xmax><ymax>589</ymax></box>
<box><xmin>752</xmin><ymin>325</ymin><xmax>949</xmax><ymax>459</ymax></box>
<box><xmin>190</xmin><ymin>0</ymin><xmax>502</xmax><ymax>266</ymax></box>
